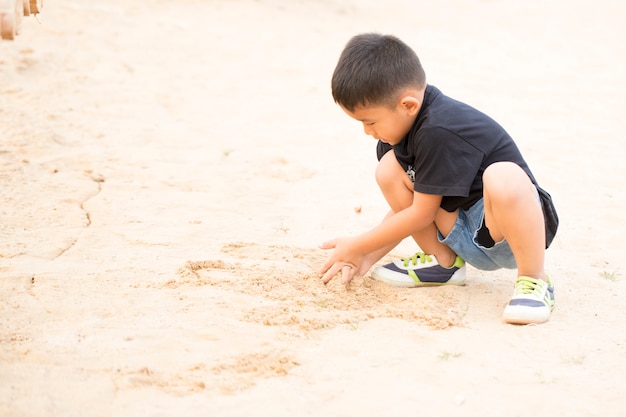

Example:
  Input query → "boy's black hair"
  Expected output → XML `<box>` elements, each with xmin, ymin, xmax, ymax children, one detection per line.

<box><xmin>331</xmin><ymin>33</ymin><xmax>426</xmax><ymax>112</ymax></box>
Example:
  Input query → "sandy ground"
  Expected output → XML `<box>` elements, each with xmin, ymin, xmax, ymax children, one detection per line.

<box><xmin>1</xmin><ymin>1</ymin><xmax>625</xmax><ymax>416</ymax></box>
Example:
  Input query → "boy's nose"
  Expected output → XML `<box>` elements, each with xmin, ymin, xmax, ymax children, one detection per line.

<box><xmin>363</xmin><ymin>124</ymin><xmax>374</xmax><ymax>136</ymax></box>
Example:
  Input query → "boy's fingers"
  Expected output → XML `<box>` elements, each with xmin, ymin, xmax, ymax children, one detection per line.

<box><xmin>319</xmin><ymin>242</ymin><xmax>340</xmax><ymax>273</ymax></box>
<box><xmin>321</xmin><ymin>262</ymin><xmax>358</xmax><ymax>286</ymax></box>
<box><xmin>321</xmin><ymin>262</ymin><xmax>343</xmax><ymax>284</ymax></box>
<box><xmin>341</xmin><ymin>265</ymin><xmax>356</xmax><ymax>286</ymax></box>
<box><xmin>319</xmin><ymin>256</ymin><xmax>334</xmax><ymax>274</ymax></box>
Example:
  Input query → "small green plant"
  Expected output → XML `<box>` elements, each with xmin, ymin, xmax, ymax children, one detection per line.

<box><xmin>563</xmin><ymin>353</ymin><xmax>586</xmax><ymax>365</ymax></box>
<box><xmin>535</xmin><ymin>371</ymin><xmax>558</xmax><ymax>384</ymax></box>
<box><xmin>273</xmin><ymin>219</ymin><xmax>290</xmax><ymax>234</ymax></box>
<box><xmin>316</xmin><ymin>298</ymin><xmax>330</xmax><ymax>308</ymax></box>
<box><xmin>438</xmin><ymin>351</ymin><xmax>463</xmax><ymax>360</ymax></box>
<box><xmin>600</xmin><ymin>270</ymin><xmax>620</xmax><ymax>282</ymax></box>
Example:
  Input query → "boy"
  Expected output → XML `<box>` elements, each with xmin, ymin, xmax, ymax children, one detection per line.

<box><xmin>319</xmin><ymin>33</ymin><xmax>558</xmax><ymax>325</ymax></box>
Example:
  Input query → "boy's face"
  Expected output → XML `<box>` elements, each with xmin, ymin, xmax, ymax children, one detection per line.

<box><xmin>340</xmin><ymin>98</ymin><xmax>419</xmax><ymax>146</ymax></box>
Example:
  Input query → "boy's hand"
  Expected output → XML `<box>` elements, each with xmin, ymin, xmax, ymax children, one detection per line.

<box><xmin>318</xmin><ymin>237</ymin><xmax>364</xmax><ymax>285</ymax></box>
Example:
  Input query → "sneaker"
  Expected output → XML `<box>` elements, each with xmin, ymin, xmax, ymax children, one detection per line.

<box><xmin>503</xmin><ymin>276</ymin><xmax>555</xmax><ymax>324</ymax></box>
<box><xmin>371</xmin><ymin>252</ymin><xmax>466</xmax><ymax>288</ymax></box>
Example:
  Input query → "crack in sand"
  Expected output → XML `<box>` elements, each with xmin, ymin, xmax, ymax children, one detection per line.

<box><xmin>53</xmin><ymin>171</ymin><xmax>104</xmax><ymax>259</ymax></box>
<box><xmin>81</xmin><ymin>171</ymin><xmax>105</xmax><ymax>228</ymax></box>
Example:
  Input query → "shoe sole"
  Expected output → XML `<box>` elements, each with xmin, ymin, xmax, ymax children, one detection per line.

<box><xmin>370</xmin><ymin>273</ymin><xmax>466</xmax><ymax>288</ymax></box>
<box><xmin>502</xmin><ymin>305</ymin><xmax>551</xmax><ymax>324</ymax></box>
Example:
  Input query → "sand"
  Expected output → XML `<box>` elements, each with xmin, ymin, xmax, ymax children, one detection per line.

<box><xmin>1</xmin><ymin>1</ymin><xmax>625</xmax><ymax>416</ymax></box>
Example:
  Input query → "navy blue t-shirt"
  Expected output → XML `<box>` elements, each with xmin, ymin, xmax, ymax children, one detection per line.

<box><xmin>377</xmin><ymin>85</ymin><xmax>559</xmax><ymax>248</ymax></box>
<box><xmin>377</xmin><ymin>85</ymin><xmax>535</xmax><ymax>212</ymax></box>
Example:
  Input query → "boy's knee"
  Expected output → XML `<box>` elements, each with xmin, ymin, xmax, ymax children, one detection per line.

<box><xmin>375</xmin><ymin>151</ymin><xmax>404</xmax><ymax>188</ymax></box>
<box><xmin>483</xmin><ymin>162</ymin><xmax>534</xmax><ymax>203</ymax></box>
<box><xmin>375</xmin><ymin>160</ymin><xmax>392</xmax><ymax>188</ymax></box>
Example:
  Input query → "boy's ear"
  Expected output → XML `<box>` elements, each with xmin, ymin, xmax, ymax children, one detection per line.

<box><xmin>399</xmin><ymin>96</ymin><xmax>421</xmax><ymax>115</ymax></box>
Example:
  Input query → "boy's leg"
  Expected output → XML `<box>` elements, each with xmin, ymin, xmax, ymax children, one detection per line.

<box><xmin>371</xmin><ymin>151</ymin><xmax>465</xmax><ymax>287</ymax></box>
<box><xmin>482</xmin><ymin>162</ymin><xmax>546</xmax><ymax>281</ymax></box>
<box><xmin>483</xmin><ymin>162</ymin><xmax>555</xmax><ymax>324</ymax></box>
<box><xmin>375</xmin><ymin>151</ymin><xmax>457</xmax><ymax>266</ymax></box>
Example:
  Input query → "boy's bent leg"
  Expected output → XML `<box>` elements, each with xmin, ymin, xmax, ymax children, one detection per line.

<box><xmin>483</xmin><ymin>162</ymin><xmax>555</xmax><ymax>324</ymax></box>
<box><xmin>372</xmin><ymin>151</ymin><xmax>465</xmax><ymax>287</ymax></box>
<box><xmin>375</xmin><ymin>151</ymin><xmax>457</xmax><ymax>266</ymax></box>
<box><xmin>482</xmin><ymin>162</ymin><xmax>545</xmax><ymax>280</ymax></box>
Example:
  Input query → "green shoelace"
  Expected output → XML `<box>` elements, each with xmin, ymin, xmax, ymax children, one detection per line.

<box><xmin>402</xmin><ymin>252</ymin><xmax>433</xmax><ymax>267</ymax></box>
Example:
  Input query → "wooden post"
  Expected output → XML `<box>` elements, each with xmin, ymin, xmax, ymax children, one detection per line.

<box><xmin>1</xmin><ymin>0</ymin><xmax>42</xmax><ymax>40</ymax></box>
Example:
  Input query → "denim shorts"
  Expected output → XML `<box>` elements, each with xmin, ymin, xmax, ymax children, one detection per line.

<box><xmin>437</xmin><ymin>198</ymin><xmax>516</xmax><ymax>271</ymax></box>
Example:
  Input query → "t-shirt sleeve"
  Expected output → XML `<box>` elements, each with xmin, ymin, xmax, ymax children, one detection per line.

<box><xmin>376</xmin><ymin>140</ymin><xmax>393</xmax><ymax>161</ymax></box>
<box><xmin>413</xmin><ymin>127</ymin><xmax>485</xmax><ymax>196</ymax></box>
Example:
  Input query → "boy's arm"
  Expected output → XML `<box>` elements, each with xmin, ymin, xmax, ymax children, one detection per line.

<box><xmin>320</xmin><ymin>191</ymin><xmax>442</xmax><ymax>283</ymax></box>
<box><xmin>357</xmin><ymin>191</ymin><xmax>442</xmax><ymax>254</ymax></box>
